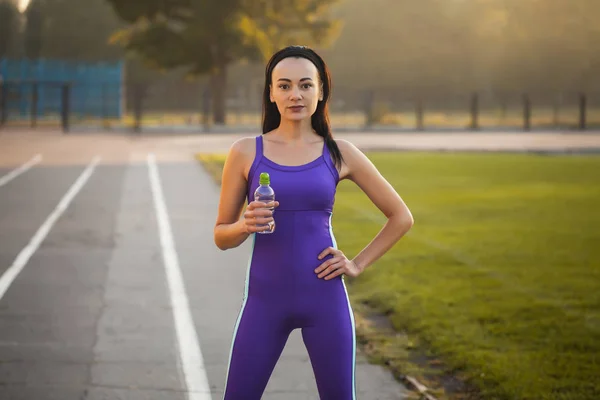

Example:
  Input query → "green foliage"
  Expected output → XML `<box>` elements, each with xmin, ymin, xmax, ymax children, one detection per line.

<box><xmin>105</xmin><ymin>0</ymin><xmax>191</xmax><ymax>24</ymax></box>
<box><xmin>23</xmin><ymin>0</ymin><xmax>125</xmax><ymax>62</ymax></box>
<box><xmin>106</xmin><ymin>0</ymin><xmax>342</xmax><ymax>74</ymax></box>
<box><xmin>0</xmin><ymin>1</ymin><xmax>19</xmax><ymax>59</ymax></box>
<box><xmin>24</xmin><ymin>1</ymin><xmax>43</xmax><ymax>59</ymax></box>
<box><xmin>104</xmin><ymin>0</ymin><xmax>342</xmax><ymax>122</ymax></box>
<box><xmin>317</xmin><ymin>0</ymin><xmax>600</xmax><ymax>94</ymax></box>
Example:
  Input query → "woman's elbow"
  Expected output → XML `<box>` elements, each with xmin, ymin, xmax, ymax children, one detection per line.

<box><xmin>214</xmin><ymin>238</ymin><xmax>228</xmax><ymax>251</ymax></box>
<box><xmin>392</xmin><ymin>209</ymin><xmax>414</xmax><ymax>233</ymax></box>
<box><xmin>213</xmin><ymin>228</ymin><xmax>228</xmax><ymax>251</ymax></box>
<box><xmin>404</xmin><ymin>212</ymin><xmax>415</xmax><ymax>230</ymax></box>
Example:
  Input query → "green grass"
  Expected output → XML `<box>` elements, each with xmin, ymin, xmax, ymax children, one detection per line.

<box><xmin>197</xmin><ymin>151</ymin><xmax>600</xmax><ymax>400</ymax></box>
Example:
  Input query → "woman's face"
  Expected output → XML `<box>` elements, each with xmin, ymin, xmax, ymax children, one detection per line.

<box><xmin>270</xmin><ymin>57</ymin><xmax>323</xmax><ymax>122</ymax></box>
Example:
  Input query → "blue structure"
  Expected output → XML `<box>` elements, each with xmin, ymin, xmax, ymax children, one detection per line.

<box><xmin>0</xmin><ymin>58</ymin><xmax>123</xmax><ymax>119</ymax></box>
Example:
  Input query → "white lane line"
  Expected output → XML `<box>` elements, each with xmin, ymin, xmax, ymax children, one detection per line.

<box><xmin>0</xmin><ymin>156</ymin><xmax>101</xmax><ymax>301</ymax></box>
<box><xmin>147</xmin><ymin>153</ymin><xmax>211</xmax><ymax>400</ymax></box>
<box><xmin>0</xmin><ymin>154</ymin><xmax>43</xmax><ymax>188</ymax></box>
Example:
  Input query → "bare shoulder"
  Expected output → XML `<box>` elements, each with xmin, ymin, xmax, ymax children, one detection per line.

<box><xmin>229</xmin><ymin>136</ymin><xmax>256</xmax><ymax>156</ymax></box>
<box><xmin>332</xmin><ymin>138</ymin><xmax>371</xmax><ymax>180</ymax></box>
<box><xmin>227</xmin><ymin>136</ymin><xmax>257</xmax><ymax>164</ymax></box>
<box><xmin>335</xmin><ymin>138</ymin><xmax>362</xmax><ymax>159</ymax></box>
<box><xmin>226</xmin><ymin>136</ymin><xmax>258</xmax><ymax>180</ymax></box>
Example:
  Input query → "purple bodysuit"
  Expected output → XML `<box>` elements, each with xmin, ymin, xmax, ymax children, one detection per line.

<box><xmin>222</xmin><ymin>134</ymin><xmax>356</xmax><ymax>399</ymax></box>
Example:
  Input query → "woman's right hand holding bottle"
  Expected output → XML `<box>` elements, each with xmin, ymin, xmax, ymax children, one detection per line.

<box><xmin>241</xmin><ymin>200</ymin><xmax>279</xmax><ymax>233</ymax></box>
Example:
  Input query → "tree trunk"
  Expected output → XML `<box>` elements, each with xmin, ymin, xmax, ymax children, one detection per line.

<box><xmin>210</xmin><ymin>62</ymin><xmax>227</xmax><ymax>125</ymax></box>
<box><xmin>0</xmin><ymin>3</ymin><xmax>17</xmax><ymax>59</ymax></box>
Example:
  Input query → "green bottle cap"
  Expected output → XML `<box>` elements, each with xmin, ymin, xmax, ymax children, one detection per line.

<box><xmin>259</xmin><ymin>172</ymin><xmax>270</xmax><ymax>185</ymax></box>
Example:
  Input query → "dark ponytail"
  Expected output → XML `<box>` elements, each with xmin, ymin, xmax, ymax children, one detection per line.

<box><xmin>262</xmin><ymin>45</ymin><xmax>344</xmax><ymax>171</ymax></box>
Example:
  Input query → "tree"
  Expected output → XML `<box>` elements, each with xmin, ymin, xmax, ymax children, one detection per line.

<box><xmin>104</xmin><ymin>0</ymin><xmax>343</xmax><ymax>124</ymax></box>
<box><xmin>316</xmin><ymin>0</ymin><xmax>600</xmax><ymax>100</ymax></box>
<box><xmin>23</xmin><ymin>0</ymin><xmax>125</xmax><ymax>62</ymax></box>
<box><xmin>446</xmin><ymin>0</ymin><xmax>600</xmax><ymax>95</ymax></box>
<box><xmin>24</xmin><ymin>0</ymin><xmax>43</xmax><ymax>59</ymax></box>
<box><xmin>316</xmin><ymin>0</ymin><xmax>486</xmax><ymax>96</ymax></box>
<box><xmin>0</xmin><ymin>1</ymin><xmax>20</xmax><ymax>59</ymax></box>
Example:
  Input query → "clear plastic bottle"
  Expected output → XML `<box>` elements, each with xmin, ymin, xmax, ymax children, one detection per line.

<box><xmin>254</xmin><ymin>172</ymin><xmax>275</xmax><ymax>234</ymax></box>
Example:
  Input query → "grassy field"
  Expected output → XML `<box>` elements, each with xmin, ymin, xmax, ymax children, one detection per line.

<box><xmin>197</xmin><ymin>151</ymin><xmax>600</xmax><ymax>400</ymax></box>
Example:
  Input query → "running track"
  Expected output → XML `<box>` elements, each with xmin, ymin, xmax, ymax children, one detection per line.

<box><xmin>0</xmin><ymin>129</ymin><xmax>413</xmax><ymax>400</ymax></box>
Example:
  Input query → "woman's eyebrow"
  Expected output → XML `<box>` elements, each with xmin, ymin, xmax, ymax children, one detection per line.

<box><xmin>276</xmin><ymin>77</ymin><xmax>313</xmax><ymax>82</ymax></box>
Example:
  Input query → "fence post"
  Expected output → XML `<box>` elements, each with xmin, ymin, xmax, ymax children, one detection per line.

<box><xmin>553</xmin><ymin>98</ymin><xmax>559</xmax><ymax>128</ymax></box>
<box><xmin>364</xmin><ymin>90</ymin><xmax>375</xmax><ymax>129</ymax></box>
<box><xmin>416</xmin><ymin>97</ymin><xmax>424</xmax><ymax>131</ymax></box>
<box><xmin>0</xmin><ymin>82</ymin><xmax>6</xmax><ymax>127</ymax></box>
<box><xmin>61</xmin><ymin>83</ymin><xmax>70</xmax><ymax>133</ymax></box>
<box><xmin>470</xmin><ymin>93</ymin><xmax>479</xmax><ymax>130</ymax></box>
<box><xmin>132</xmin><ymin>83</ymin><xmax>145</xmax><ymax>133</ymax></box>
<box><xmin>202</xmin><ymin>85</ymin><xmax>211</xmax><ymax>132</ymax></box>
<box><xmin>523</xmin><ymin>93</ymin><xmax>531</xmax><ymax>131</ymax></box>
<box><xmin>31</xmin><ymin>82</ymin><xmax>39</xmax><ymax>128</ymax></box>
<box><xmin>102</xmin><ymin>84</ymin><xmax>110</xmax><ymax>129</ymax></box>
<box><xmin>578</xmin><ymin>93</ymin><xmax>586</xmax><ymax>131</ymax></box>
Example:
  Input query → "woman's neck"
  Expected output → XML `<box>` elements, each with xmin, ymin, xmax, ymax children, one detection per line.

<box><xmin>272</xmin><ymin>118</ymin><xmax>317</xmax><ymax>144</ymax></box>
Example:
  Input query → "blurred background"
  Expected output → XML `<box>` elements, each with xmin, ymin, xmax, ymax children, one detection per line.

<box><xmin>1</xmin><ymin>2</ymin><xmax>599</xmax><ymax>400</ymax></box>
<box><xmin>1</xmin><ymin>0</ymin><xmax>600</xmax><ymax>133</ymax></box>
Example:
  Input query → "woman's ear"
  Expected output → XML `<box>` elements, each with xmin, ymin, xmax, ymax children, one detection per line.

<box><xmin>270</xmin><ymin>85</ymin><xmax>275</xmax><ymax>103</ymax></box>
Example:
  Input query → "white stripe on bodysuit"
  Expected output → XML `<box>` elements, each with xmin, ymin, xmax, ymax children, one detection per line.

<box><xmin>329</xmin><ymin>213</ymin><xmax>357</xmax><ymax>400</ymax></box>
<box><xmin>222</xmin><ymin>233</ymin><xmax>256</xmax><ymax>398</ymax></box>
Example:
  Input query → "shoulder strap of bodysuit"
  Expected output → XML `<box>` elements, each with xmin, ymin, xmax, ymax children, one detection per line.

<box><xmin>256</xmin><ymin>134</ymin><xmax>264</xmax><ymax>160</ymax></box>
<box><xmin>247</xmin><ymin>135</ymin><xmax>264</xmax><ymax>190</ymax></box>
<box><xmin>322</xmin><ymin>137</ymin><xmax>340</xmax><ymax>183</ymax></box>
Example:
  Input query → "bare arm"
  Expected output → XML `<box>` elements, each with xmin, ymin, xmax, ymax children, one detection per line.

<box><xmin>214</xmin><ymin>138</ymin><xmax>278</xmax><ymax>250</ymax></box>
<box><xmin>339</xmin><ymin>140</ymin><xmax>414</xmax><ymax>272</ymax></box>
<box><xmin>213</xmin><ymin>139</ymin><xmax>251</xmax><ymax>250</ymax></box>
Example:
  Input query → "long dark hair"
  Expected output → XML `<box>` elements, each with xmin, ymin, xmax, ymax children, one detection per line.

<box><xmin>262</xmin><ymin>45</ymin><xmax>344</xmax><ymax>170</ymax></box>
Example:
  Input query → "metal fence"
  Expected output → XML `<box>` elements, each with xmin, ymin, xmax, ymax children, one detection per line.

<box><xmin>0</xmin><ymin>58</ymin><xmax>124</xmax><ymax>130</ymax></box>
<box><xmin>1</xmin><ymin>80</ymin><xmax>599</xmax><ymax>133</ymax></box>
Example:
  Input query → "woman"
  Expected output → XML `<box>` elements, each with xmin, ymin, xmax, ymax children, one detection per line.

<box><xmin>214</xmin><ymin>45</ymin><xmax>414</xmax><ymax>399</ymax></box>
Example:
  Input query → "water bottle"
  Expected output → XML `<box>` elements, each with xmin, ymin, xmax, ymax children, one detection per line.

<box><xmin>254</xmin><ymin>172</ymin><xmax>275</xmax><ymax>234</ymax></box>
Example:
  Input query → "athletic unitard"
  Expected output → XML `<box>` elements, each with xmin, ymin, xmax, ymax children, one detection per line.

<box><xmin>222</xmin><ymin>135</ymin><xmax>356</xmax><ymax>399</ymax></box>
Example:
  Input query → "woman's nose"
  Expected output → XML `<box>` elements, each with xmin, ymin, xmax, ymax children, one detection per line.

<box><xmin>289</xmin><ymin>86</ymin><xmax>302</xmax><ymax>99</ymax></box>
